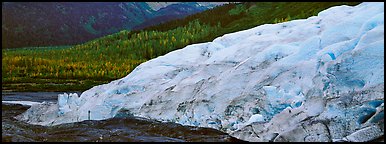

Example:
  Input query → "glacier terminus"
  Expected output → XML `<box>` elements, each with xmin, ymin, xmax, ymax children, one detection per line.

<box><xmin>16</xmin><ymin>2</ymin><xmax>384</xmax><ymax>142</ymax></box>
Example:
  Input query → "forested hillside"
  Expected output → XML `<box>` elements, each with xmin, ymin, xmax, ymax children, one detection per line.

<box><xmin>2</xmin><ymin>2</ymin><xmax>360</xmax><ymax>92</ymax></box>
<box><xmin>2</xmin><ymin>2</ymin><xmax>219</xmax><ymax>49</ymax></box>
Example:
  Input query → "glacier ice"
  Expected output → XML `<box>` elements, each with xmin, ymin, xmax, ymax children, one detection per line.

<box><xmin>2</xmin><ymin>101</ymin><xmax>42</xmax><ymax>106</ymax></box>
<box><xmin>16</xmin><ymin>2</ymin><xmax>384</xmax><ymax>142</ymax></box>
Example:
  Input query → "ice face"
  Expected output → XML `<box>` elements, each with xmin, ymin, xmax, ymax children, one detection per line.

<box><xmin>16</xmin><ymin>2</ymin><xmax>384</xmax><ymax>142</ymax></box>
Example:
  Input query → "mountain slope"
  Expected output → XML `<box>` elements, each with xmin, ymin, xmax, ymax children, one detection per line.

<box><xmin>146</xmin><ymin>2</ymin><xmax>228</xmax><ymax>11</ymax></box>
<box><xmin>1</xmin><ymin>2</ymin><xmax>222</xmax><ymax>49</ymax></box>
<box><xmin>132</xmin><ymin>2</ymin><xmax>209</xmax><ymax>30</ymax></box>
<box><xmin>2</xmin><ymin>2</ymin><xmax>360</xmax><ymax>92</ymax></box>
<box><xmin>17</xmin><ymin>2</ymin><xmax>384</xmax><ymax>142</ymax></box>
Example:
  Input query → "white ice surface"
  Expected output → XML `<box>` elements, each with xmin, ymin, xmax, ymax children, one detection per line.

<box><xmin>2</xmin><ymin>101</ymin><xmax>42</xmax><ymax>106</ymax></box>
<box><xmin>16</xmin><ymin>2</ymin><xmax>384</xmax><ymax>142</ymax></box>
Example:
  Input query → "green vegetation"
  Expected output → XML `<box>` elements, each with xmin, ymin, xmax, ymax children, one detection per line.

<box><xmin>228</xmin><ymin>4</ymin><xmax>246</xmax><ymax>15</ymax></box>
<box><xmin>2</xmin><ymin>2</ymin><xmax>361</xmax><ymax>92</ymax></box>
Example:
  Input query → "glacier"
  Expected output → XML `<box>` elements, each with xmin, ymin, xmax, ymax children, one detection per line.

<box><xmin>2</xmin><ymin>101</ymin><xmax>42</xmax><ymax>106</ymax></box>
<box><xmin>16</xmin><ymin>2</ymin><xmax>384</xmax><ymax>142</ymax></box>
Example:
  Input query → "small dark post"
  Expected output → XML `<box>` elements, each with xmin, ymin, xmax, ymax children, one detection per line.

<box><xmin>88</xmin><ymin>110</ymin><xmax>91</xmax><ymax>120</ymax></box>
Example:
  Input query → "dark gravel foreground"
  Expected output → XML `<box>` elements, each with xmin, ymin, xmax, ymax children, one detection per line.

<box><xmin>2</xmin><ymin>92</ymin><xmax>244</xmax><ymax>142</ymax></box>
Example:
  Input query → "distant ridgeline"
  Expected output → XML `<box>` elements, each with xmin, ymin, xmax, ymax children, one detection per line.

<box><xmin>2</xmin><ymin>2</ymin><xmax>361</xmax><ymax>92</ymax></box>
<box><xmin>2</xmin><ymin>2</ymin><xmax>221</xmax><ymax>49</ymax></box>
